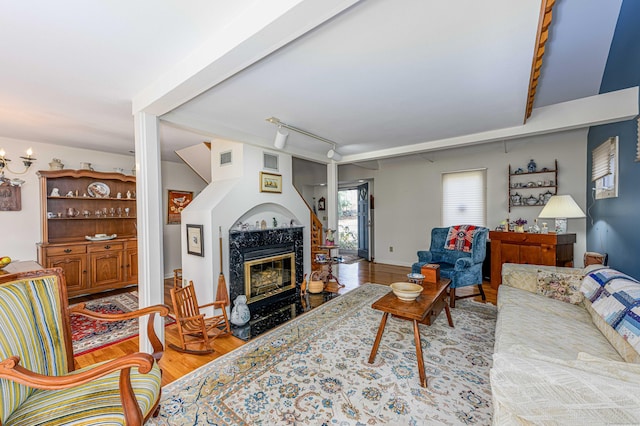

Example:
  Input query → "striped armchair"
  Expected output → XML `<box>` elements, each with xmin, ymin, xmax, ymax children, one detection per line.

<box><xmin>0</xmin><ymin>268</ymin><xmax>169</xmax><ymax>425</ymax></box>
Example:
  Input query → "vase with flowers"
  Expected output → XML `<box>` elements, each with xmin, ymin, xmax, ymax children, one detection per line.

<box><xmin>513</xmin><ymin>218</ymin><xmax>527</xmax><ymax>233</ymax></box>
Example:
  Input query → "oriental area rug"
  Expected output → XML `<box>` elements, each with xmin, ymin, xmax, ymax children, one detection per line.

<box><xmin>149</xmin><ymin>284</ymin><xmax>497</xmax><ymax>425</ymax></box>
<box><xmin>70</xmin><ymin>291</ymin><xmax>174</xmax><ymax>356</ymax></box>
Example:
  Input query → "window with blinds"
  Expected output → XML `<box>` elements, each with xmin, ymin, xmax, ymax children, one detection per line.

<box><xmin>441</xmin><ymin>169</ymin><xmax>486</xmax><ymax>227</ymax></box>
<box><xmin>592</xmin><ymin>136</ymin><xmax>618</xmax><ymax>199</ymax></box>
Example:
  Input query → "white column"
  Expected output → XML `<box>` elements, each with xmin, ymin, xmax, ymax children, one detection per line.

<box><xmin>326</xmin><ymin>161</ymin><xmax>339</xmax><ymax>234</ymax></box>
<box><xmin>134</xmin><ymin>112</ymin><xmax>165</xmax><ymax>352</ymax></box>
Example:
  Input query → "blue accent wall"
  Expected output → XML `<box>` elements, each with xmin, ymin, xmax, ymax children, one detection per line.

<box><xmin>587</xmin><ymin>0</ymin><xmax>640</xmax><ymax>278</ymax></box>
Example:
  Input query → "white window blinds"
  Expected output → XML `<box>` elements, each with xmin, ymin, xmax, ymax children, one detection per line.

<box><xmin>592</xmin><ymin>137</ymin><xmax>616</xmax><ymax>182</ymax></box>
<box><xmin>441</xmin><ymin>169</ymin><xmax>486</xmax><ymax>227</ymax></box>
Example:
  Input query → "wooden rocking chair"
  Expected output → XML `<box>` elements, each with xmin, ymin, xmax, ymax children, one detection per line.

<box><xmin>169</xmin><ymin>280</ymin><xmax>231</xmax><ymax>355</ymax></box>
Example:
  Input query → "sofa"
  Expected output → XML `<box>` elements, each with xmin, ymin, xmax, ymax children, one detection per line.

<box><xmin>491</xmin><ymin>262</ymin><xmax>640</xmax><ymax>425</ymax></box>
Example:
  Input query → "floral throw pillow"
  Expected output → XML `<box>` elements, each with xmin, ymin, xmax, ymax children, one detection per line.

<box><xmin>536</xmin><ymin>270</ymin><xmax>584</xmax><ymax>305</ymax></box>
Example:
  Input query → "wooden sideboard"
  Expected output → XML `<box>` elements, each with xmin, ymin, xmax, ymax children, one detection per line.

<box><xmin>36</xmin><ymin>169</ymin><xmax>137</xmax><ymax>297</ymax></box>
<box><xmin>489</xmin><ymin>231</ymin><xmax>576</xmax><ymax>288</ymax></box>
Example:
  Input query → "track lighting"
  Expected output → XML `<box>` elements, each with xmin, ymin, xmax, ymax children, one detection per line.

<box><xmin>274</xmin><ymin>126</ymin><xmax>288</xmax><ymax>150</ymax></box>
<box><xmin>327</xmin><ymin>146</ymin><xmax>342</xmax><ymax>161</ymax></box>
<box><xmin>266</xmin><ymin>117</ymin><xmax>342</xmax><ymax>161</ymax></box>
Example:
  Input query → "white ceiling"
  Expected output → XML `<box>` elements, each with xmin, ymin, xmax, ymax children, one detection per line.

<box><xmin>0</xmin><ymin>0</ymin><xmax>624</xmax><ymax>163</ymax></box>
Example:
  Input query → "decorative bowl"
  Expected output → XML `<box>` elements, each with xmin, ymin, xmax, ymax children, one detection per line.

<box><xmin>390</xmin><ymin>282</ymin><xmax>423</xmax><ymax>301</ymax></box>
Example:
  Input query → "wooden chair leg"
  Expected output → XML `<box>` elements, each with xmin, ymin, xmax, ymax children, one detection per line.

<box><xmin>450</xmin><ymin>287</ymin><xmax>456</xmax><ymax>308</ymax></box>
<box><xmin>477</xmin><ymin>283</ymin><xmax>486</xmax><ymax>301</ymax></box>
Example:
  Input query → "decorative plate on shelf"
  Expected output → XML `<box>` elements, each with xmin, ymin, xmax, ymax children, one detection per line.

<box><xmin>87</xmin><ymin>182</ymin><xmax>110</xmax><ymax>198</ymax></box>
<box><xmin>85</xmin><ymin>234</ymin><xmax>117</xmax><ymax>241</ymax></box>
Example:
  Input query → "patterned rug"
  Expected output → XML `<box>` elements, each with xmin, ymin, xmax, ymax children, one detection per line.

<box><xmin>70</xmin><ymin>291</ymin><xmax>174</xmax><ymax>356</ymax></box>
<box><xmin>149</xmin><ymin>284</ymin><xmax>497</xmax><ymax>425</ymax></box>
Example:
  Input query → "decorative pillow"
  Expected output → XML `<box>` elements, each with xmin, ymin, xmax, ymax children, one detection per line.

<box><xmin>536</xmin><ymin>270</ymin><xmax>584</xmax><ymax>304</ymax></box>
<box><xmin>444</xmin><ymin>225</ymin><xmax>476</xmax><ymax>252</ymax></box>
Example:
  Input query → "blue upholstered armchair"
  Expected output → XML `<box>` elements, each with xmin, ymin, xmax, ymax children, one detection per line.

<box><xmin>412</xmin><ymin>226</ymin><xmax>488</xmax><ymax>307</ymax></box>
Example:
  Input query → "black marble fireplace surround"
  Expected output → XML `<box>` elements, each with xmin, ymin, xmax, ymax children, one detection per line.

<box><xmin>229</xmin><ymin>226</ymin><xmax>304</xmax><ymax>312</ymax></box>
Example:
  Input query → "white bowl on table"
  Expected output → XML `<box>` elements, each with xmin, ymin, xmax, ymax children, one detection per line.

<box><xmin>390</xmin><ymin>282</ymin><xmax>423</xmax><ymax>301</ymax></box>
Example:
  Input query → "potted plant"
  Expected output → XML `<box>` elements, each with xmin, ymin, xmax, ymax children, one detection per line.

<box><xmin>514</xmin><ymin>218</ymin><xmax>527</xmax><ymax>233</ymax></box>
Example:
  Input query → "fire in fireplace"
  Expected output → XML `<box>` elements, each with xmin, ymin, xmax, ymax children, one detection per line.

<box><xmin>244</xmin><ymin>252</ymin><xmax>295</xmax><ymax>304</ymax></box>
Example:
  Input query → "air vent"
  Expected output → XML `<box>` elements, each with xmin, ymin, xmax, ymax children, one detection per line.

<box><xmin>263</xmin><ymin>152</ymin><xmax>278</xmax><ymax>171</ymax></box>
<box><xmin>220</xmin><ymin>150</ymin><xmax>232</xmax><ymax>166</ymax></box>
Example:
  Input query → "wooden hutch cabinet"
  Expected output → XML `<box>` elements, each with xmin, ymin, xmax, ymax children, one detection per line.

<box><xmin>489</xmin><ymin>230</ymin><xmax>576</xmax><ymax>289</ymax></box>
<box><xmin>37</xmin><ymin>170</ymin><xmax>137</xmax><ymax>297</ymax></box>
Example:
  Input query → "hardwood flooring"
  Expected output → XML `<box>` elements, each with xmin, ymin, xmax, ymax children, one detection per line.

<box><xmin>73</xmin><ymin>261</ymin><xmax>497</xmax><ymax>386</ymax></box>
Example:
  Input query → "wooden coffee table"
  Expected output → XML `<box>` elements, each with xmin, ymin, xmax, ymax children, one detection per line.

<box><xmin>368</xmin><ymin>278</ymin><xmax>453</xmax><ymax>387</ymax></box>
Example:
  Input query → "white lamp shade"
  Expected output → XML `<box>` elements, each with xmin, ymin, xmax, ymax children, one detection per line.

<box><xmin>274</xmin><ymin>128</ymin><xmax>288</xmax><ymax>149</ymax></box>
<box><xmin>538</xmin><ymin>195</ymin><xmax>586</xmax><ymax>219</ymax></box>
<box><xmin>538</xmin><ymin>195</ymin><xmax>584</xmax><ymax>234</ymax></box>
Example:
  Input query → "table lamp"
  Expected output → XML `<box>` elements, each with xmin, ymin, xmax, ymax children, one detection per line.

<box><xmin>538</xmin><ymin>194</ymin><xmax>585</xmax><ymax>234</ymax></box>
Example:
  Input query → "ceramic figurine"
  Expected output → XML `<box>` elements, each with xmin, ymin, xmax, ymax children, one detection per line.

<box><xmin>50</xmin><ymin>188</ymin><xmax>60</xmax><ymax>197</ymax></box>
<box><xmin>325</xmin><ymin>229</ymin><xmax>335</xmax><ymax>246</ymax></box>
<box><xmin>49</xmin><ymin>158</ymin><xmax>64</xmax><ymax>170</ymax></box>
<box><xmin>527</xmin><ymin>159</ymin><xmax>537</xmax><ymax>173</ymax></box>
<box><xmin>230</xmin><ymin>295</ymin><xmax>250</xmax><ymax>326</ymax></box>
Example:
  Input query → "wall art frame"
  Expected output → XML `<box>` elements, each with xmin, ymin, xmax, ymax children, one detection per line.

<box><xmin>168</xmin><ymin>189</ymin><xmax>193</xmax><ymax>224</ymax></box>
<box><xmin>260</xmin><ymin>172</ymin><xmax>282</xmax><ymax>193</ymax></box>
<box><xmin>0</xmin><ymin>182</ymin><xmax>21</xmax><ymax>211</ymax></box>
<box><xmin>186</xmin><ymin>224</ymin><xmax>204</xmax><ymax>256</ymax></box>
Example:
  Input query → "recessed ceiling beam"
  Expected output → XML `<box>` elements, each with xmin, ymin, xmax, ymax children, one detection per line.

<box><xmin>343</xmin><ymin>87</ymin><xmax>639</xmax><ymax>163</ymax></box>
<box><xmin>525</xmin><ymin>0</ymin><xmax>556</xmax><ymax>122</ymax></box>
<box><xmin>132</xmin><ymin>0</ymin><xmax>361</xmax><ymax>116</ymax></box>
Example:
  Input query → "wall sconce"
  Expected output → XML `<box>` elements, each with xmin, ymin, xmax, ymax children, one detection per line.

<box><xmin>274</xmin><ymin>126</ymin><xmax>288</xmax><ymax>150</ymax></box>
<box><xmin>0</xmin><ymin>148</ymin><xmax>36</xmax><ymax>177</ymax></box>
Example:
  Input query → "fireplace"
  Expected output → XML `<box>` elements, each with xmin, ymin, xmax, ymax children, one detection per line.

<box><xmin>229</xmin><ymin>227</ymin><xmax>304</xmax><ymax>310</ymax></box>
<box><xmin>244</xmin><ymin>251</ymin><xmax>295</xmax><ymax>304</ymax></box>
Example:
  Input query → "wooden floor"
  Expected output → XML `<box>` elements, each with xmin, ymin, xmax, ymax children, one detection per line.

<box><xmin>73</xmin><ymin>261</ymin><xmax>497</xmax><ymax>386</ymax></box>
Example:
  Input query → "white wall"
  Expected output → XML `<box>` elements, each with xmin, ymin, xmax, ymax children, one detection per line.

<box><xmin>338</xmin><ymin>129</ymin><xmax>589</xmax><ymax>267</ymax></box>
<box><xmin>181</xmin><ymin>141</ymin><xmax>311</xmax><ymax>306</ymax></box>
<box><xmin>0</xmin><ymin>136</ymin><xmax>205</xmax><ymax>275</ymax></box>
<box><xmin>162</xmin><ymin>162</ymin><xmax>207</xmax><ymax>277</ymax></box>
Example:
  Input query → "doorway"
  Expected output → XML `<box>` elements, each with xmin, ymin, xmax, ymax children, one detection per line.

<box><xmin>338</xmin><ymin>182</ymin><xmax>370</xmax><ymax>261</ymax></box>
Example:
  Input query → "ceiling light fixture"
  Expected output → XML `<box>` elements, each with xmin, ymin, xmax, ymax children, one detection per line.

<box><xmin>327</xmin><ymin>145</ymin><xmax>342</xmax><ymax>161</ymax></box>
<box><xmin>273</xmin><ymin>126</ymin><xmax>288</xmax><ymax>150</ymax></box>
<box><xmin>266</xmin><ymin>117</ymin><xmax>341</xmax><ymax>159</ymax></box>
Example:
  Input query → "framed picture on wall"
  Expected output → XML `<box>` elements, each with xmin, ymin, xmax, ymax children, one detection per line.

<box><xmin>186</xmin><ymin>224</ymin><xmax>204</xmax><ymax>256</ymax></box>
<box><xmin>168</xmin><ymin>189</ymin><xmax>194</xmax><ymax>224</ymax></box>
<box><xmin>260</xmin><ymin>172</ymin><xmax>282</xmax><ymax>193</ymax></box>
<box><xmin>0</xmin><ymin>182</ymin><xmax>21</xmax><ymax>211</ymax></box>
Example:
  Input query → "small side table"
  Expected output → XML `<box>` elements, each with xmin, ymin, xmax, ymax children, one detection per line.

<box><xmin>318</xmin><ymin>245</ymin><xmax>344</xmax><ymax>287</ymax></box>
<box><xmin>368</xmin><ymin>278</ymin><xmax>453</xmax><ymax>388</ymax></box>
